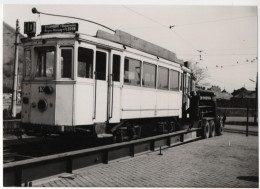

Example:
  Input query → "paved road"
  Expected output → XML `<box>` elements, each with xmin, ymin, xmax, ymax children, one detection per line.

<box><xmin>34</xmin><ymin>132</ymin><xmax>258</xmax><ymax>187</ymax></box>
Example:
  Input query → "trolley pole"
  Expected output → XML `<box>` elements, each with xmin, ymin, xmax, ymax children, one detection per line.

<box><xmin>11</xmin><ymin>19</ymin><xmax>20</xmax><ymax>118</ymax></box>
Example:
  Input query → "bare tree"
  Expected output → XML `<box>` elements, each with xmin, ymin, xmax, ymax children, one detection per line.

<box><xmin>190</xmin><ymin>62</ymin><xmax>209</xmax><ymax>87</ymax></box>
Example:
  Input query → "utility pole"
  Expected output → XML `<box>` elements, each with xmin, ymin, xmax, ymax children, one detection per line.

<box><xmin>255</xmin><ymin>73</ymin><xmax>258</xmax><ymax>123</ymax></box>
<box><xmin>197</xmin><ymin>50</ymin><xmax>203</xmax><ymax>61</ymax></box>
<box><xmin>11</xmin><ymin>19</ymin><xmax>20</xmax><ymax>118</ymax></box>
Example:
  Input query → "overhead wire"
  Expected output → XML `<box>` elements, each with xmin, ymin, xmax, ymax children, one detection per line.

<box><xmin>178</xmin><ymin>53</ymin><xmax>257</xmax><ymax>56</ymax></box>
<box><xmin>122</xmin><ymin>5</ymin><xmax>257</xmax><ymax>59</ymax></box>
<box><xmin>122</xmin><ymin>5</ymin><xmax>198</xmax><ymax>52</ymax></box>
<box><xmin>174</xmin><ymin>14</ymin><xmax>257</xmax><ymax>27</ymax></box>
<box><xmin>205</xmin><ymin>61</ymin><xmax>257</xmax><ymax>70</ymax></box>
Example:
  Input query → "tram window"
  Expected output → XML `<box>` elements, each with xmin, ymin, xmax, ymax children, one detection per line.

<box><xmin>157</xmin><ymin>66</ymin><xmax>169</xmax><ymax>90</ymax></box>
<box><xmin>36</xmin><ymin>47</ymin><xmax>55</xmax><ymax>78</ymax></box>
<box><xmin>78</xmin><ymin>47</ymin><xmax>94</xmax><ymax>78</ymax></box>
<box><xmin>112</xmin><ymin>54</ymin><xmax>120</xmax><ymax>82</ymax></box>
<box><xmin>180</xmin><ymin>73</ymin><xmax>183</xmax><ymax>91</ymax></box>
<box><xmin>143</xmin><ymin>62</ymin><xmax>156</xmax><ymax>88</ymax></box>
<box><xmin>124</xmin><ymin>57</ymin><xmax>141</xmax><ymax>86</ymax></box>
<box><xmin>183</xmin><ymin>74</ymin><xmax>187</xmax><ymax>92</ymax></box>
<box><xmin>185</xmin><ymin>75</ymin><xmax>189</xmax><ymax>93</ymax></box>
<box><xmin>170</xmin><ymin>70</ymin><xmax>179</xmax><ymax>91</ymax></box>
<box><xmin>24</xmin><ymin>49</ymin><xmax>31</xmax><ymax>77</ymax></box>
<box><xmin>96</xmin><ymin>51</ymin><xmax>107</xmax><ymax>80</ymax></box>
<box><xmin>187</xmin><ymin>76</ymin><xmax>191</xmax><ymax>92</ymax></box>
<box><xmin>61</xmin><ymin>49</ymin><xmax>73</xmax><ymax>78</ymax></box>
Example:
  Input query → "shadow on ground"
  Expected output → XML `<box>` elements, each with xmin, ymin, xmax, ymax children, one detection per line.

<box><xmin>237</xmin><ymin>176</ymin><xmax>258</xmax><ymax>182</ymax></box>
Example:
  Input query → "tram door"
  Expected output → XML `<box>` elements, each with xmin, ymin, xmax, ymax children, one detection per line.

<box><xmin>182</xmin><ymin>73</ymin><xmax>191</xmax><ymax>118</ymax></box>
<box><xmin>94</xmin><ymin>49</ymin><xmax>109</xmax><ymax>122</ymax></box>
<box><xmin>108</xmin><ymin>50</ymin><xmax>122</xmax><ymax>123</ymax></box>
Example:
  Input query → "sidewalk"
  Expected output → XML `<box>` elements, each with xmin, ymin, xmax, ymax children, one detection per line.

<box><xmin>224</xmin><ymin>124</ymin><xmax>258</xmax><ymax>133</ymax></box>
<box><xmin>34</xmin><ymin>132</ymin><xmax>258</xmax><ymax>188</ymax></box>
<box><xmin>225</xmin><ymin>117</ymin><xmax>258</xmax><ymax>126</ymax></box>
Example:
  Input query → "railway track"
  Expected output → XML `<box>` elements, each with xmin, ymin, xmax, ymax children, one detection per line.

<box><xmin>3</xmin><ymin>134</ymin><xmax>113</xmax><ymax>164</ymax></box>
<box><xmin>4</xmin><ymin>128</ymin><xmax>201</xmax><ymax>186</ymax></box>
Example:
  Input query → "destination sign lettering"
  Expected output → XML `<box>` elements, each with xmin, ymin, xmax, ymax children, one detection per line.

<box><xmin>200</xmin><ymin>96</ymin><xmax>212</xmax><ymax>100</ymax></box>
<box><xmin>41</xmin><ymin>23</ymin><xmax>78</xmax><ymax>34</ymax></box>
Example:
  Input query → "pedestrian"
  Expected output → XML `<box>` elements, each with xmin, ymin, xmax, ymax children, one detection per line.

<box><xmin>222</xmin><ymin>115</ymin><xmax>226</xmax><ymax>127</ymax></box>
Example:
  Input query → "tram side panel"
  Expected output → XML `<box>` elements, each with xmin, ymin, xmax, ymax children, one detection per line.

<box><xmin>168</xmin><ymin>91</ymin><xmax>182</xmax><ymax>118</ymax></box>
<box><xmin>21</xmin><ymin>83</ymin><xmax>31</xmax><ymax>123</ymax></box>
<box><xmin>74</xmin><ymin>81</ymin><xmax>94</xmax><ymax>126</ymax></box>
<box><xmin>27</xmin><ymin>83</ymin><xmax>56</xmax><ymax>126</ymax></box>
<box><xmin>121</xmin><ymin>86</ymin><xmax>141</xmax><ymax>119</ymax></box>
<box><xmin>156</xmin><ymin>91</ymin><xmax>170</xmax><ymax>117</ymax></box>
<box><xmin>109</xmin><ymin>83</ymin><xmax>121</xmax><ymax>123</ymax></box>
<box><xmin>140</xmin><ymin>88</ymin><xmax>157</xmax><ymax>118</ymax></box>
<box><xmin>54</xmin><ymin>84</ymin><xmax>73</xmax><ymax>126</ymax></box>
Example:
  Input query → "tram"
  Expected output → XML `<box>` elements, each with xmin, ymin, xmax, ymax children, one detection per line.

<box><xmin>21</xmin><ymin>22</ymin><xmax>222</xmax><ymax>140</ymax></box>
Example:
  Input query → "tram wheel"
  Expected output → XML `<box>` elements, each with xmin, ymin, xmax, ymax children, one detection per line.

<box><xmin>209</xmin><ymin>120</ymin><xmax>215</xmax><ymax>137</ymax></box>
<box><xmin>202</xmin><ymin>120</ymin><xmax>210</xmax><ymax>139</ymax></box>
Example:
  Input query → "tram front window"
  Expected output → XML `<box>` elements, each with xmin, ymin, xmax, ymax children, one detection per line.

<box><xmin>36</xmin><ymin>47</ymin><xmax>55</xmax><ymax>78</ymax></box>
<box><xmin>24</xmin><ymin>49</ymin><xmax>31</xmax><ymax>77</ymax></box>
<box><xmin>61</xmin><ymin>48</ymin><xmax>73</xmax><ymax>78</ymax></box>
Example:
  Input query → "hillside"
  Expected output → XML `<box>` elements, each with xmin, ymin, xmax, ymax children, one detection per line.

<box><xmin>3</xmin><ymin>21</ymin><xmax>24</xmax><ymax>92</ymax></box>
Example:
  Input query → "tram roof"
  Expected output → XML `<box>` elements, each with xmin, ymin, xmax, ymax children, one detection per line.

<box><xmin>96</xmin><ymin>30</ymin><xmax>184</xmax><ymax>66</ymax></box>
<box><xmin>22</xmin><ymin>30</ymin><xmax>188</xmax><ymax>68</ymax></box>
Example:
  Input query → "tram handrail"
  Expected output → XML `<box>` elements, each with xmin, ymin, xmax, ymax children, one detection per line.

<box><xmin>93</xmin><ymin>71</ymin><xmax>97</xmax><ymax>119</ymax></box>
<box><xmin>110</xmin><ymin>74</ymin><xmax>114</xmax><ymax>119</ymax></box>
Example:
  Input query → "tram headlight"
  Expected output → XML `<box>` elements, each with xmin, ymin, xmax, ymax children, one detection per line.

<box><xmin>38</xmin><ymin>99</ymin><xmax>48</xmax><ymax>112</ymax></box>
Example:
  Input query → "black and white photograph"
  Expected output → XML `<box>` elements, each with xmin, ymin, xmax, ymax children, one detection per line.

<box><xmin>2</xmin><ymin>1</ymin><xmax>259</xmax><ymax>187</ymax></box>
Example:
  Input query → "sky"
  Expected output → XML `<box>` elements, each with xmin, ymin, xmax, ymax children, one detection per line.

<box><xmin>2</xmin><ymin>2</ymin><xmax>258</xmax><ymax>93</ymax></box>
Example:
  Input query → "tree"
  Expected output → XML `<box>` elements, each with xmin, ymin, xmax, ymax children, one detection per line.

<box><xmin>190</xmin><ymin>62</ymin><xmax>209</xmax><ymax>87</ymax></box>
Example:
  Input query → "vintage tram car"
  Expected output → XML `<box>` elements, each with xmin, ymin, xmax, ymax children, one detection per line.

<box><xmin>21</xmin><ymin>22</ymin><xmax>222</xmax><ymax>140</ymax></box>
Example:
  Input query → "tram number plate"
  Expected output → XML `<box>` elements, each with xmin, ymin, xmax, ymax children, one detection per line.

<box><xmin>38</xmin><ymin>86</ymin><xmax>46</xmax><ymax>93</ymax></box>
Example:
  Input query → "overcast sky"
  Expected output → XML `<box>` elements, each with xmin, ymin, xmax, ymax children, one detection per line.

<box><xmin>2</xmin><ymin>2</ymin><xmax>258</xmax><ymax>92</ymax></box>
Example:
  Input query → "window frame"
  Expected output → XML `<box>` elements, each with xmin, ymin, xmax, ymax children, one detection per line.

<box><xmin>180</xmin><ymin>72</ymin><xmax>183</xmax><ymax>91</ymax></box>
<box><xmin>24</xmin><ymin>48</ymin><xmax>32</xmax><ymax>80</ymax></box>
<box><xmin>112</xmin><ymin>54</ymin><xmax>121</xmax><ymax>82</ymax></box>
<box><xmin>77</xmin><ymin>46</ymin><xmax>94</xmax><ymax>79</ymax></box>
<box><xmin>34</xmin><ymin>46</ymin><xmax>56</xmax><ymax>80</ymax></box>
<box><xmin>60</xmin><ymin>46</ymin><xmax>74</xmax><ymax>80</ymax></box>
<box><xmin>142</xmin><ymin>61</ymin><xmax>157</xmax><ymax>89</ymax></box>
<box><xmin>157</xmin><ymin>66</ymin><xmax>169</xmax><ymax>91</ymax></box>
<box><xmin>95</xmin><ymin>50</ymin><xmax>108</xmax><ymax>81</ymax></box>
<box><xmin>123</xmin><ymin>57</ymin><xmax>142</xmax><ymax>87</ymax></box>
<box><xmin>169</xmin><ymin>69</ymin><xmax>180</xmax><ymax>91</ymax></box>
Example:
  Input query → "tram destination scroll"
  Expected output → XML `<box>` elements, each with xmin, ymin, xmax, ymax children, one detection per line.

<box><xmin>41</xmin><ymin>23</ymin><xmax>78</xmax><ymax>34</ymax></box>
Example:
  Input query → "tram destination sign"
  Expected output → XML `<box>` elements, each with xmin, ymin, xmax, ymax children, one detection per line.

<box><xmin>41</xmin><ymin>23</ymin><xmax>78</xmax><ymax>34</ymax></box>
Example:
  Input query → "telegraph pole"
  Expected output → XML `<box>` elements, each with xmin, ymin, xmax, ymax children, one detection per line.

<box><xmin>255</xmin><ymin>73</ymin><xmax>258</xmax><ymax>123</ymax></box>
<box><xmin>11</xmin><ymin>19</ymin><xmax>20</xmax><ymax>118</ymax></box>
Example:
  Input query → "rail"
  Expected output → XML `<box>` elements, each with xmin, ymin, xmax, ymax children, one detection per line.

<box><xmin>4</xmin><ymin>128</ymin><xmax>201</xmax><ymax>186</ymax></box>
